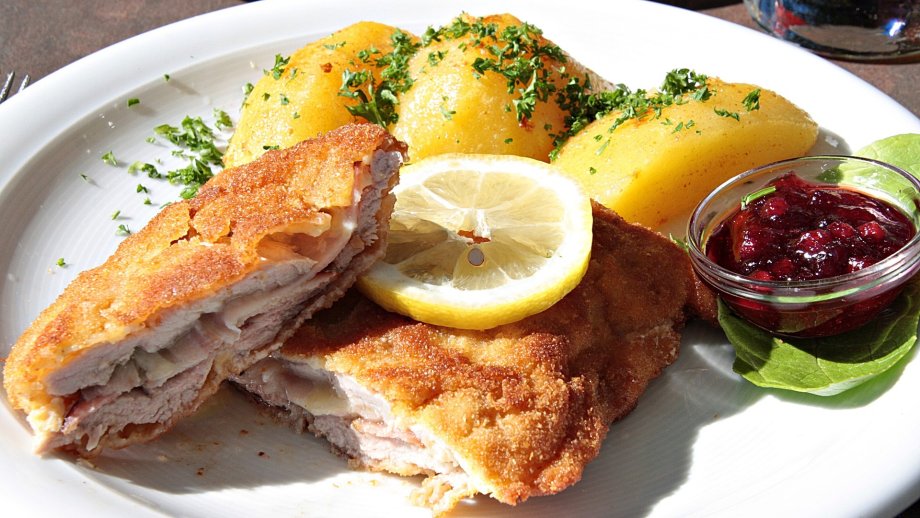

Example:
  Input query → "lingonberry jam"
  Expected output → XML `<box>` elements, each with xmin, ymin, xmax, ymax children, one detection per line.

<box><xmin>704</xmin><ymin>173</ymin><xmax>917</xmax><ymax>337</ymax></box>
<box><xmin>707</xmin><ymin>173</ymin><xmax>915</xmax><ymax>284</ymax></box>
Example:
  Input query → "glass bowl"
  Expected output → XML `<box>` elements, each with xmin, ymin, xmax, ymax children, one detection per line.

<box><xmin>687</xmin><ymin>155</ymin><xmax>920</xmax><ymax>338</ymax></box>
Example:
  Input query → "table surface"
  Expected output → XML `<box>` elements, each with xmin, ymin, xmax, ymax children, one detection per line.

<box><xmin>0</xmin><ymin>1</ymin><xmax>917</xmax><ymax>517</ymax></box>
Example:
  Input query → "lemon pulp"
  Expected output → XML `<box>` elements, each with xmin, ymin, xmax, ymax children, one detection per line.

<box><xmin>358</xmin><ymin>154</ymin><xmax>593</xmax><ymax>330</ymax></box>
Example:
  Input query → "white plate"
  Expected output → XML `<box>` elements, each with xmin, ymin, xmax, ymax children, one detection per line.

<box><xmin>1</xmin><ymin>1</ymin><xmax>919</xmax><ymax>517</ymax></box>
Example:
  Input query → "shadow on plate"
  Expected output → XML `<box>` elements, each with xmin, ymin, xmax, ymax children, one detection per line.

<box><xmin>810</xmin><ymin>126</ymin><xmax>852</xmax><ymax>155</ymax></box>
<box><xmin>82</xmin><ymin>386</ymin><xmax>351</xmax><ymax>493</ymax></box>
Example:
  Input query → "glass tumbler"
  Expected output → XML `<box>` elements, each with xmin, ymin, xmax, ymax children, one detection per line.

<box><xmin>743</xmin><ymin>0</ymin><xmax>920</xmax><ymax>60</ymax></box>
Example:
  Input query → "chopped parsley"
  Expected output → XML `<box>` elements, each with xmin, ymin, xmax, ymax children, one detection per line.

<box><xmin>461</xmin><ymin>21</ymin><xmax>566</xmax><ymax>124</ymax></box>
<box><xmin>743</xmin><ymin>88</ymin><xmax>761</xmax><ymax>111</ymax></box>
<box><xmin>669</xmin><ymin>234</ymin><xmax>690</xmax><ymax>252</ymax></box>
<box><xmin>323</xmin><ymin>41</ymin><xmax>347</xmax><ymax>50</ymax></box>
<box><xmin>550</xmin><ymin>68</ymin><xmax>711</xmax><ymax>159</ymax></box>
<box><xmin>280</xmin><ymin>93</ymin><xmax>290</xmax><ymax>105</ymax></box>
<box><xmin>128</xmin><ymin>161</ymin><xmax>162</xmax><ymax>178</ymax></box>
<box><xmin>136</xmin><ymin>184</ymin><xmax>149</xmax><ymax>194</ymax></box>
<box><xmin>56</xmin><ymin>258</ymin><xmax>66</xmax><ymax>267</ymax></box>
<box><xmin>672</xmin><ymin>119</ymin><xmax>695</xmax><ymax>133</ymax></box>
<box><xmin>588</xmin><ymin>166</ymin><xmax>597</xmax><ymax>175</ymax></box>
<box><xmin>142</xmin><ymin>114</ymin><xmax>225</xmax><ymax>200</ymax></box>
<box><xmin>116</xmin><ymin>224</ymin><xmax>132</xmax><ymax>236</ymax></box>
<box><xmin>153</xmin><ymin>116</ymin><xmax>223</xmax><ymax>165</ymax></box>
<box><xmin>163</xmin><ymin>74</ymin><xmax>171</xmax><ymax>82</ymax></box>
<box><xmin>427</xmin><ymin>50</ymin><xmax>447</xmax><ymax>66</ymax></box>
<box><xmin>439</xmin><ymin>98</ymin><xmax>456</xmax><ymax>120</ymax></box>
<box><xmin>714</xmin><ymin>107</ymin><xmax>741</xmax><ymax>121</ymax></box>
<box><xmin>213</xmin><ymin>108</ymin><xmax>232</xmax><ymax>129</ymax></box>
<box><xmin>144</xmin><ymin>197</ymin><xmax>152</xmax><ymax>205</ymax></box>
<box><xmin>338</xmin><ymin>29</ymin><xmax>420</xmax><ymax>127</ymax></box>
<box><xmin>550</xmin><ymin>68</ymin><xmax>712</xmax><ymax>159</ymax></box>
<box><xmin>80</xmin><ymin>173</ymin><xmax>90</xmax><ymax>183</ymax></box>
<box><xmin>356</xmin><ymin>46</ymin><xmax>381</xmax><ymax>63</ymax></box>
<box><xmin>267</xmin><ymin>54</ymin><xmax>291</xmax><ymax>80</ymax></box>
<box><xmin>111</xmin><ymin>210</ymin><xmax>121</xmax><ymax>220</ymax></box>
<box><xmin>127</xmin><ymin>98</ymin><xmax>140</xmax><ymax>107</ymax></box>
<box><xmin>595</xmin><ymin>138</ymin><xmax>610</xmax><ymax>156</ymax></box>
<box><xmin>740</xmin><ymin>186</ymin><xmax>777</xmax><ymax>209</ymax></box>
<box><xmin>242</xmin><ymin>82</ymin><xmax>254</xmax><ymax>105</ymax></box>
<box><xmin>101</xmin><ymin>151</ymin><xmax>118</xmax><ymax>166</ymax></box>
<box><xmin>169</xmin><ymin>158</ymin><xmax>215</xmax><ymax>199</ymax></box>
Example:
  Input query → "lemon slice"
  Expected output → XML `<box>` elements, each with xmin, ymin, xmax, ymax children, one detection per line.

<box><xmin>358</xmin><ymin>154</ymin><xmax>593</xmax><ymax>330</ymax></box>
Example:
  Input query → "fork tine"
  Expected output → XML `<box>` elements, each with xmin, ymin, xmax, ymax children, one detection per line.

<box><xmin>18</xmin><ymin>74</ymin><xmax>31</xmax><ymax>93</ymax></box>
<box><xmin>0</xmin><ymin>71</ymin><xmax>14</xmax><ymax>103</ymax></box>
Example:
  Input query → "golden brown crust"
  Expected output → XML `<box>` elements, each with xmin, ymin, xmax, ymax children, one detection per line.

<box><xmin>281</xmin><ymin>202</ymin><xmax>708</xmax><ymax>507</ymax></box>
<box><xmin>3</xmin><ymin>123</ymin><xmax>398</xmax><ymax>423</ymax></box>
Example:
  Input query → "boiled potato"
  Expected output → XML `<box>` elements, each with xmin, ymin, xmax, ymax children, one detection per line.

<box><xmin>553</xmin><ymin>79</ymin><xmax>819</xmax><ymax>228</ymax></box>
<box><xmin>224</xmin><ymin>21</ymin><xmax>406</xmax><ymax>167</ymax></box>
<box><xmin>391</xmin><ymin>14</ymin><xmax>568</xmax><ymax>162</ymax></box>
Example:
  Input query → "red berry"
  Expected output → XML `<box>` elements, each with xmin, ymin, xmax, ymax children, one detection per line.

<box><xmin>758</xmin><ymin>196</ymin><xmax>788</xmax><ymax>219</ymax></box>
<box><xmin>827</xmin><ymin>221</ymin><xmax>856</xmax><ymax>239</ymax></box>
<box><xmin>749</xmin><ymin>270</ymin><xmax>773</xmax><ymax>281</ymax></box>
<box><xmin>796</xmin><ymin>229</ymin><xmax>832</xmax><ymax>255</ymax></box>
<box><xmin>771</xmin><ymin>258</ymin><xmax>795</xmax><ymax>277</ymax></box>
<box><xmin>858</xmin><ymin>221</ymin><xmax>886</xmax><ymax>242</ymax></box>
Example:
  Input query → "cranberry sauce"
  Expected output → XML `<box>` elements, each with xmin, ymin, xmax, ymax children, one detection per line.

<box><xmin>707</xmin><ymin>173</ymin><xmax>916</xmax><ymax>282</ymax></box>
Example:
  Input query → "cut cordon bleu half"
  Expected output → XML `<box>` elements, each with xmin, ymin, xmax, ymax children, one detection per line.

<box><xmin>235</xmin><ymin>203</ymin><xmax>717</xmax><ymax>515</ymax></box>
<box><xmin>3</xmin><ymin>123</ymin><xmax>405</xmax><ymax>455</ymax></box>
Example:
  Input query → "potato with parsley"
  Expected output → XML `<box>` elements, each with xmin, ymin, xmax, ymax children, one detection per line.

<box><xmin>391</xmin><ymin>14</ymin><xmax>583</xmax><ymax>162</ymax></box>
<box><xmin>553</xmin><ymin>78</ymin><xmax>818</xmax><ymax>228</ymax></box>
<box><xmin>224</xmin><ymin>21</ymin><xmax>409</xmax><ymax>167</ymax></box>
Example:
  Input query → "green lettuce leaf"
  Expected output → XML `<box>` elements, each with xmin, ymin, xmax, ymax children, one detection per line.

<box><xmin>721</xmin><ymin>277</ymin><xmax>920</xmax><ymax>396</ymax></box>
<box><xmin>855</xmin><ymin>133</ymin><xmax>920</xmax><ymax>177</ymax></box>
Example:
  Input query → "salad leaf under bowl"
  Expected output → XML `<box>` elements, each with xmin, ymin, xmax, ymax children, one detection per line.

<box><xmin>720</xmin><ymin>276</ymin><xmax>920</xmax><ymax>396</ymax></box>
<box><xmin>717</xmin><ymin>133</ymin><xmax>920</xmax><ymax>396</ymax></box>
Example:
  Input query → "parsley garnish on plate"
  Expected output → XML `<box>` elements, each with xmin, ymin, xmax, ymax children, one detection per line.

<box><xmin>141</xmin><ymin>111</ymin><xmax>230</xmax><ymax>201</ymax></box>
<box><xmin>128</xmin><ymin>161</ymin><xmax>162</xmax><ymax>178</ymax></box>
<box><xmin>213</xmin><ymin>109</ymin><xmax>233</xmax><ymax>129</ymax></box>
<box><xmin>101</xmin><ymin>151</ymin><xmax>118</xmax><ymax>166</ymax></box>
